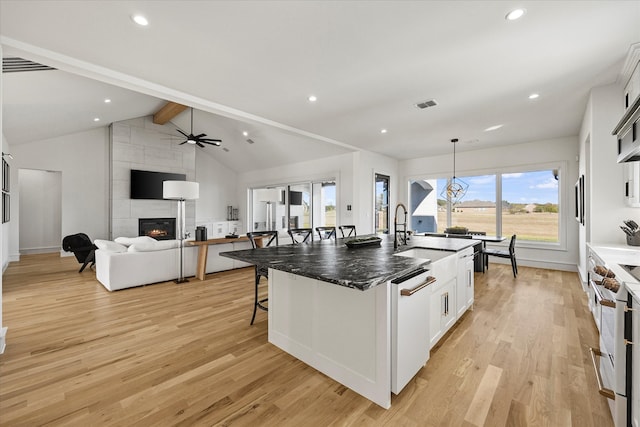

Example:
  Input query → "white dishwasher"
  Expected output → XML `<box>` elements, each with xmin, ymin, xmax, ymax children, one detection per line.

<box><xmin>391</xmin><ymin>268</ymin><xmax>434</xmax><ymax>394</ymax></box>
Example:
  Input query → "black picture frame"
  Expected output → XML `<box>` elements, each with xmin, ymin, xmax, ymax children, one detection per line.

<box><xmin>580</xmin><ymin>175</ymin><xmax>585</xmax><ymax>225</ymax></box>
<box><xmin>2</xmin><ymin>158</ymin><xmax>9</xmax><ymax>192</ymax></box>
<box><xmin>2</xmin><ymin>193</ymin><xmax>9</xmax><ymax>224</ymax></box>
<box><xmin>575</xmin><ymin>178</ymin><xmax>580</xmax><ymax>223</ymax></box>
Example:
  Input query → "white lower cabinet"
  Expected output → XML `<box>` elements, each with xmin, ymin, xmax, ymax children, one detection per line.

<box><xmin>391</xmin><ymin>270</ymin><xmax>432</xmax><ymax>394</ymax></box>
<box><xmin>456</xmin><ymin>247</ymin><xmax>475</xmax><ymax>317</ymax></box>
<box><xmin>428</xmin><ymin>254</ymin><xmax>457</xmax><ymax>349</ymax></box>
<box><xmin>632</xmin><ymin>293</ymin><xmax>639</xmax><ymax>427</ymax></box>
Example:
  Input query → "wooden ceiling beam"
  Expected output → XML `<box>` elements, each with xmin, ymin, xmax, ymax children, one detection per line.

<box><xmin>153</xmin><ymin>102</ymin><xmax>188</xmax><ymax>125</ymax></box>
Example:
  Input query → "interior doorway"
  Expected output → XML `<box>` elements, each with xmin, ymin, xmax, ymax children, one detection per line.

<box><xmin>18</xmin><ymin>169</ymin><xmax>62</xmax><ymax>254</ymax></box>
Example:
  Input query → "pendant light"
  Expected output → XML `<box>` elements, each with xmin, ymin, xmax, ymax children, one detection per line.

<box><xmin>440</xmin><ymin>138</ymin><xmax>468</xmax><ymax>204</ymax></box>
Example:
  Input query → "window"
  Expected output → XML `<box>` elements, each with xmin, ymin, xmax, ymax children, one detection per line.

<box><xmin>375</xmin><ymin>174</ymin><xmax>390</xmax><ymax>234</ymax></box>
<box><xmin>410</xmin><ymin>166</ymin><xmax>560</xmax><ymax>244</ymax></box>
<box><xmin>501</xmin><ymin>170</ymin><xmax>559</xmax><ymax>242</ymax></box>
<box><xmin>250</xmin><ymin>179</ymin><xmax>336</xmax><ymax>239</ymax></box>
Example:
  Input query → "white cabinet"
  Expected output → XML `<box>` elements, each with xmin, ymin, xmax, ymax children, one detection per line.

<box><xmin>456</xmin><ymin>247</ymin><xmax>475</xmax><ymax>318</ymax></box>
<box><xmin>391</xmin><ymin>270</ymin><xmax>432</xmax><ymax>394</ymax></box>
<box><xmin>624</xmin><ymin>60</ymin><xmax>640</xmax><ymax>111</ymax></box>
<box><xmin>624</xmin><ymin>160</ymin><xmax>640</xmax><ymax>207</ymax></box>
<box><xmin>428</xmin><ymin>254</ymin><xmax>457</xmax><ymax>349</ymax></box>
<box><xmin>632</xmin><ymin>293</ymin><xmax>639</xmax><ymax>427</ymax></box>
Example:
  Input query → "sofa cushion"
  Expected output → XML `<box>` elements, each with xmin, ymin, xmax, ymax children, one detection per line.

<box><xmin>94</xmin><ymin>239</ymin><xmax>128</xmax><ymax>253</ymax></box>
<box><xmin>128</xmin><ymin>239</ymin><xmax>180</xmax><ymax>252</ymax></box>
<box><xmin>114</xmin><ymin>236</ymin><xmax>157</xmax><ymax>246</ymax></box>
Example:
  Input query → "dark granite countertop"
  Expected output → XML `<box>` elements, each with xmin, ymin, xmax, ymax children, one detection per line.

<box><xmin>220</xmin><ymin>234</ymin><xmax>478</xmax><ymax>291</ymax></box>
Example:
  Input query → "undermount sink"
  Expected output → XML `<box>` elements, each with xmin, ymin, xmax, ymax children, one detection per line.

<box><xmin>393</xmin><ymin>247</ymin><xmax>451</xmax><ymax>262</ymax></box>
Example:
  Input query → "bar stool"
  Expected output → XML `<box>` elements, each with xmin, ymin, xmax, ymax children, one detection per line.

<box><xmin>247</xmin><ymin>231</ymin><xmax>279</xmax><ymax>325</ymax></box>
<box><xmin>315</xmin><ymin>226</ymin><xmax>336</xmax><ymax>240</ymax></box>
<box><xmin>287</xmin><ymin>228</ymin><xmax>313</xmax><ymax>244</ymax></box>
<box><xmin>339</xmin><ymin>225</ymin><xmax>356</xmax><ymax>238</ymax></box>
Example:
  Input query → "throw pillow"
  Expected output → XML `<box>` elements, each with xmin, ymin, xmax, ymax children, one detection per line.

<box><xmin>94</xmin><ymin>239</ymin><xmax>128</xmax><ymax>253</ymax></box>
<box><xmin>114</xmin><ymin>236</ymin><xmax>157</xmax><ymax>246</ymax></box>
<box><xmin>128</xmin><ymin>240</ymin><xmax>179</xmax><ymax>252</ymax></box>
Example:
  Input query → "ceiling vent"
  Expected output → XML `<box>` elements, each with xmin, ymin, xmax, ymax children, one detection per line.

<box><xmin>246</xmin><ymin>138</ymin><xmax>255</xmax><ymax>144</ymax></box>
<box><xmin>2</xmin><ymin>57</ymin><xmax>56</xmax><ymax>73</ymax></box>
<box><xmin>415</xmin><ymin>99</ymin><xmax>438</xmax><ymax>109</ymax></box>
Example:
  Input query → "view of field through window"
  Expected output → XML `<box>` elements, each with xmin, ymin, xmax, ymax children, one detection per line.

<box><xmin>415</xmin><ymin>169</ymin><xmax>559</xmax><ymax>242</ymax></box>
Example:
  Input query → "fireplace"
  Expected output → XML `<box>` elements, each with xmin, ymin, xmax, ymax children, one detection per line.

<box><xmin>139</xmin><ymin>218</ymin><xmax>176</xmax><ymax>240</ymax></box>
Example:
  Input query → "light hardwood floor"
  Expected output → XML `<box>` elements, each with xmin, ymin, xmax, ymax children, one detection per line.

<box><xmin>0</xmin><ymin>254</ymin><xmax>613</xmax><ymax>426</ymax></box>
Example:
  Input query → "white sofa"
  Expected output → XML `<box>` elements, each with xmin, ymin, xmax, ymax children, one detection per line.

<box><xmin>94</xmin><ymin>237</ymin><xmax>252</xmax><ymax>291</ymax></box>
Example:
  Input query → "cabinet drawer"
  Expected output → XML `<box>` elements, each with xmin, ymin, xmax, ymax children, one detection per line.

<box><xmin>392</xmin><ymin>272</ymin><xmax>433</xmax><ymax>394</ymax></box>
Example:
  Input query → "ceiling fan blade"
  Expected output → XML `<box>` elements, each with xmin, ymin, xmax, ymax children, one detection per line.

<box><xmin>194</xmin><ymin>133</ymin><xmax>207</xmax><ymax>138</ymax></box>
<box><xmin>196</xmin><ymin>142</ymin><xmax>205</xmax><ymax>148</ymax></box>
<box><xmin>176</xmin><ymin>129</ymin><xmax>189</xmax><ymax>138</ymax></box>
<box><xmin>200</xmin><ymin>138</ymin><xmax>222</xmax><ymax>142</ymax></box>
<box><xmin>202</xmin><ymin>140</ymin><xmax>221</xmax><ymax>146</ymax></box>
<box><xmin>179</xmin><ymin>141</ymin><xmax>188</xmax><ymax>145</ymax></box>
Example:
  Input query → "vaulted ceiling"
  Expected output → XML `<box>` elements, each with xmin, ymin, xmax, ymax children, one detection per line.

<box><xmin>2</xmin><ymin>1</ymin><xmax>639</xmax><ymax>173</ymax></box>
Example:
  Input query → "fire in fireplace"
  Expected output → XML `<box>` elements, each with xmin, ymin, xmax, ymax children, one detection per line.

<box><xmin>139</xmin><ymin>218</ymin><xmax>176</xmax><ymax>240</ymax></box>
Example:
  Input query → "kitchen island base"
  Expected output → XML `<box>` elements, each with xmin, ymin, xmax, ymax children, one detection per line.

<box><xmin>268</xmin><ymin>269</ymin><xmax>393</xmax><ymax>408</ymax></box>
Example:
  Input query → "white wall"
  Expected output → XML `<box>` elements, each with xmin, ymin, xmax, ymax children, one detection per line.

<box><xmin>10</xmin><ymin>127</ymin><xmax>111</xmax><ymax>258</ymax></box>
<box><xmin>195</xmin><ymin>151</ymin><xmax>238</xmax><ymax>224</ymax></box>
<box><xmin>18</xmin><ymin>169</ymin><xmax>62</xmax><ymax>254</ymax></box>
<box><xmin>399</xmin><ymin>136</ymin><xmax>580</xmax><ymax>271</ymax></box>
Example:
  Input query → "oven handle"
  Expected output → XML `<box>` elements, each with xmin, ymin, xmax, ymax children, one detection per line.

<box><xmin>400</xmin><ymin>276</ymin><xmax>436</xmax><ymax>296</ymax></box>
<box><xmin>592</xmin><ymin>282</ymin><xmax>616</xmax><ymax>308</ymax></box>
<box><xmin>588</xmin><ymin>348</ymin><xmax>616</xmax><ymax>400</ymax></box>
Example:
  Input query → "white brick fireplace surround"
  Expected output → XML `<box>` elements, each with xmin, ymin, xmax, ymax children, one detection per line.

<box><xmin>110</xmin><ymin>117</ymin><xmax>196</xmax><ymax>240</ymax></box>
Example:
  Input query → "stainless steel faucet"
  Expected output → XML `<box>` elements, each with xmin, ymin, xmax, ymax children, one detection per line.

<box><xmin>394</xmin><ymin>203</ymin><xmax>408</xmax><ymax>249</ymax></box>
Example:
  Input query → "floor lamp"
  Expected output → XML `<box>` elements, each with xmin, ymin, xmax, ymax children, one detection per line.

<box><xmin>163</xmin><ymin>180</ymin><xmax>199</xmax><ymax>283</ymax></box>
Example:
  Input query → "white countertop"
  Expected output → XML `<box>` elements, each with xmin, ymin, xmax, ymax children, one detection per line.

<box><xmin>588</xmin><ymin>243</ymin><xmax>640</xmax><ymax>301</ymax></box>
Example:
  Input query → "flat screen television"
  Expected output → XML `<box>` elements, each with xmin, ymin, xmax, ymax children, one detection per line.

<box><xmin>289</xmin><ymin>191</ymin><xmax>303</xmax><ymax>205</ymax></box>
<box><xmin>130</xmin><ymin>169</ymin><xmax>186</xmax><ymax>200</ymax></box>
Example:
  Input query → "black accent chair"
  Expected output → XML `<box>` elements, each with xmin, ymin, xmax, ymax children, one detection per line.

<box><xmin>287</xmin><ymin>228</ymin><xmax>313</xmax><ymax>244</ymax></box>
<box><xmin>339</xmin><ymin>225</ymin><xmax>356</xmax><ymax>238</ymax></box>
<box><xmin>62</xmin><ymin>233</ymin><xmax>97</xmax><ymax>272</ymax></box>
<box><xmin>315</xmin><ymin>226</ymin><xmax>336</xmax><ymax>240</ymax></box>
<box><xmin>485</xmin><ymin>234</ymin><xmax>518</xmax><ymax>278</ymax></box>
<box><xmin>247</xmin><ymin>231</ymin><xmax>279</xmax><ymax>325</ymax></box>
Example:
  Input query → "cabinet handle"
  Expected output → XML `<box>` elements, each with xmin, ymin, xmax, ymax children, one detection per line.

<box><xmin>625</xmin><ymin>339</ymin><xmax>634</xmax><ymax>346</ymax></box>
<box><xmin>624</xmin><ymin>305</ymin><xmax>635</xmax><ymax>312</ymax></box>
<box><xmin>588</xmin><ymin>348</ymin><xmax>616</xmax><ymax>400</ymax></box>
<box><xmin>400</xmin><ymin>276</ymin><xmax>436</xmax><ymax>296</ymax></box>
<box><xmin>592</xmin><ymin>283</ymin><xmax>616</xmax><ymax>308</ymax></box>
<box><xmin>445</xmin><ymin>292</ymin><xmax>449</xmax><ymax>316</ymax></box>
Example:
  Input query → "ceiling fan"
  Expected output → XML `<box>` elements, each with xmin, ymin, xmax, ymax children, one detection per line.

<box><xmin>176</xmin><ymin>108</ymin><xmax>222</xmax><ymax>148</ymax></box>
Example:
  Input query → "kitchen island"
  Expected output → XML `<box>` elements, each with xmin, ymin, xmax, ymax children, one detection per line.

<box><xmin>221</xmin><ymin>235</ymin><xmax>478</xmax><ymax>408</ymax></box>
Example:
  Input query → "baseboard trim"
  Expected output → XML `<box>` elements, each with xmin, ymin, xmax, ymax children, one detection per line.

<box><xmin>20</xmin><ymin>247</ymin><xmax>61</xmax><ymax>255</ymax></box>
<box><xmin>487</xmin><ymin>257</ymin><xmax>577</xmax><ymax>272</ymax></box>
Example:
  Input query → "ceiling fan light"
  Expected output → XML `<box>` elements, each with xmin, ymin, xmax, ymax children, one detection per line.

<box><xmin>187</xmin><ymin>139</ymin><xmax>196</xmax><ymax>145</ymax></box>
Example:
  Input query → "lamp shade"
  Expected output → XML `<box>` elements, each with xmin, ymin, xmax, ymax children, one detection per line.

<box><xmin>256</xmin><ymin>188</ymin><xmax>281</xmax><ymax>202</ymax></box>
<box><xmin>163</xmin><ymin>180</ymin><xmax>199</xmax><ymax>200</ymax></box>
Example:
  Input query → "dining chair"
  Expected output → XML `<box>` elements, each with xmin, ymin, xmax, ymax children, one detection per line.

<box><xmin>287</xmin><ymin>228</ymin><xmax>313</xmax><ymax>244</ymax></box>
<box><xmin>246</xmin><ymin>230</ymin><xmax>279</xmax><ymax>325</ymax></box>
<box><xmin>484</xmin><ymin>234</ymin><xmax>518</xmax><ymax>278</ymax></box>
<box><xmin>339</xmin><ymin>225</ymin><xmax>356</xmax><ymax>238</ymax></box>
<box><xmin>315</xmin><ymin>226</ymin><xmax>336</xmax><ymax>240</ymax></box>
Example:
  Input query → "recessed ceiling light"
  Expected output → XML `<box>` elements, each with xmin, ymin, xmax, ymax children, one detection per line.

<box><xmin>93</xmin><ymin>118</ymin><xmax>100</xmax><ymax>122</ymax></box>
<box><xmin>505</xmin><ymin>8</ymin><xmax>526</xmax><ymax>21</ymax></box>
<box><xmin>529</xmin><ymin>93</ymin><xmax>540</xmax><ymax>99</ymax></box>
<box><xmin>242</xmin><ymin>131</ymin><xmax>248</xmax><ymax>137</ymax></box>
<box><xmin>132</xmin><ymin>14</ymin><xmax>149</xmax><ymax>26</ymax></box>
<box><xmin>308</xmin><ymin>95</ymin><xmax>317</xmax><ymax>102</ymax></box>
<box><xmin>380</xmin><ymin>129</ymin><xmax>388</xmax><ymax>134</ymax></box>
<box><xmin>484</xmin><ymin>124</ymin><xmax>503</xmax><ymax>132</ymax></box>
